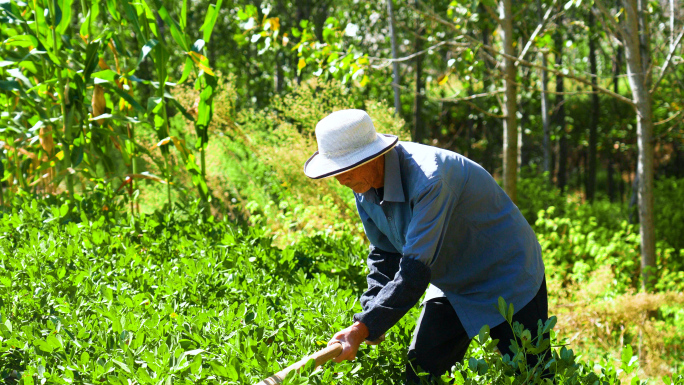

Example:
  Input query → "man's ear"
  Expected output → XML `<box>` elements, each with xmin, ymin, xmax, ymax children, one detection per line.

<box><xmin>375</xmin><ymin>155</ymin><xmax>386</xmax><ymax>184</ymax></box>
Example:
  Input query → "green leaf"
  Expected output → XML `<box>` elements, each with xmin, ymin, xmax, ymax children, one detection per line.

<box><xmin>106</xmin><ymin>0</ymin><xmax>120</xmax><ymax>21</ymax></box>
<box><xmin>112</xmin><ymin>359</ymin><xmax>131</xmax><ymax>373</ymax></box>
<box><xmin>178</xmin><ymin>57</ymin><xmax>194</xmax><ymax>84</ymax></box>
<box><xmin>7</xmin><ymin>68</ymin><xmax>32</xmax><ymax>89</ymax></box>
<box><xmin>201</xmin><ymin>0</ymin><xmax>223</xmax><ymax>43</ymax></box>
<box><xmin>35</xmin><ymin>339</ymin><xmax>54</xmax><ymax>353</ymax></box>
<box><xmin>83</xmin><ymin>41</ymin><xmax>101</xmax><ymax>83</ymax></box>
<box><xmin>478</xmin><ymin>325</ymin><xmax>489</xmax><ymax>345</ymax></box>
<box><xmin>60</xmin><ymin>203</ymin><xmax>69</xmax><ymax>217</ymax></box>
<box><xmin>90</xmin><ymin>113</ymin><xmax>142</xmax><ymax>124</ymax></box>
<box><xmin>4</xmin><ymin>35</ymin><xmax>40</xmax><ymax>48</ymax></box>
<box><xmin>122</xmin><ymin>0</ymin><xmax>144</xmax><ymax>44</ymax></box>
<box><xmin>621</xmin><ymin>344</ymin><xmax>633</xmax><ymax>366</ymax></box>
<box><xmin>101</xmin><ymin>83</ymin><xmax>145</xmax><ymax>113</ymax></box>
<box><xmin>138</xmin><ymin>39</ymin><xmax>159</xmax><ymax>67</ymax></box>
<box><xmin>44</xmin><ymin>3</ymin><xmax>62</xmax><ymax>26</ymax></box>
<box><xmin>57</xmin><ymin>0</ymin><xmax>74</xmax><ymax>34</ymax></box>
<box><xmin>180</xmin><ymin>0</ymin><xmax>188</xmax><ymax>30</ymax></box>
<box><xmin>225</xmin><ymin>362</ymin><xmax>238</xmax><ymax>380</ymax></box>
<box><xmin>79</xmin><ymin>10</ymin><xmax>90</xmax><ymax>37</ymax></box>
<box><xmin>497</xmin><ymin>297</ymin><xmax>506</xmax><ymax>318</ymax></box>
<box><xmin>507</xmin><ymin>303</ymin><xmax>514</xmax><ymax>324</ymax></box>
<box><xmin>92</xmin><ymin>69</ymin><xmax>119</xmax><ymax>82</ymax></box>
<box><xmin>542</xmin><ymin>316</ymin><xmax>557</xmax><ymax>334</ymax></box>
<box><xmin>156</xmin><ymin>6</ymin><xmax>188</xmax><ymax>51</ymax></box>
<box><xmin>0</xmin><ymin>1</ymin><xmax>24</xmax><ymax>21</ymax></box>
<box><xmin>147</xmin><ymin>96</ymin><xmax>162</xmax><ymax>113</ymax></box>
<box><xmin>468</xmin><ymin>357</ymin><xmax>478</xmax><ymax>371</ymax></box>
<box><xmin>0</xmin><ymin>81</ymin><xmax>21</xmax><ymax>92</ymax></box>
<box><xmin>169</xmin><ymin>98</ymin><xmax>194</xmax><ymax>122</ymax></box>
<box><xmin>71</xmin><ymin>145</ymin><xmax>84</xmax><ymax>167</ymax></box>
<box><xmin>477</xmin><ymin>360</ymin><xmax>488</xmax><ymax>375</ymax></box>
<box><xmin>182</xmin><ymin>349</ymin><xmax>204</xmax><ymax>357</ymax></box>
<box><xmin>453</xmin><ymin>371</ymin><xmax>465</xmax><ymax>385</ymax></box>
<box><xmin>196</xmin><ymin>83</ymin><xmax>214</xmax><ymax>127</ymax></box>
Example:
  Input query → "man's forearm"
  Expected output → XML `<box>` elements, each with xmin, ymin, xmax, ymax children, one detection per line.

<box><xmin>354</xmin><ymin>257</ymin><xmax>431</xmax><ymax>341</ymax></box>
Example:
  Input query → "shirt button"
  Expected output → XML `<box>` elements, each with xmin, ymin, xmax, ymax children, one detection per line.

<box><xmin>387</xmin><ymin>216</ymin><xmax>392</xmax><ymax>221</ymax></box>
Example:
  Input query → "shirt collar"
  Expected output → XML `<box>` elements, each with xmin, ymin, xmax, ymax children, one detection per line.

<box><xmin>382</xmin><ymin>147</ymin><xmax>405</xmax><ymax>203</ymax></box>
<box><xmin>357</xmin><ymin>148</ymin><xmax>405</xmax><ymax>205</ymax></box>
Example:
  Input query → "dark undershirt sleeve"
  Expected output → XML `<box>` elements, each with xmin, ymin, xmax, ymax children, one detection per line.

<box><xmin>354</xmin><ymin>257</ymin><xmax>431</xmax><ymax>341</ymax></box>
<box><xmin>360</xmin><ymin>246</ymin><xmax>402</xmax><ymax>311</ymax></box>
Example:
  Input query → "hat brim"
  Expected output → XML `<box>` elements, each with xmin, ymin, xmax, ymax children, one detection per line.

<box><xmin>304</xmin><ymin>134</ymin><xmax>398</xmax><ymax>179</ymax></box>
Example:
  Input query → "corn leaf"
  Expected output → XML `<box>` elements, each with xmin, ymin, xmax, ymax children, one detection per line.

<box><xmin>201</xmin><ymin>0</ymin><xmax>223</xmax><ymax>43</ymax></box>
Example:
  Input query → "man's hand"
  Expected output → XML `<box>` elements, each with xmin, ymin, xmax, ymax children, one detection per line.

<box><xmin>327</xmin><ymin>322</ymin><xmax>370</xmax><ymax>363</ymax></box>
<box><xmin>365</xmin><ymin>333</ymin><xmax>385</xmax><ymax>345</ymax></box>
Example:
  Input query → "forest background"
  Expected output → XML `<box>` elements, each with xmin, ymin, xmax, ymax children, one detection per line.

<box><xmin>1</xmin><ymin>0</ymin><xmax>684</xmax><ymax>383</ymax></box>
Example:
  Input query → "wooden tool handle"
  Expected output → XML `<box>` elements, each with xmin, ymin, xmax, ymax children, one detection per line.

<box><xmin>254</xmin><ymin>343</ymin><xmax>343</xmax><ymax>385</ymax></box>
<box><xmin>309</xmin><ymin>342</ymin><xmax>344</xmax><ymax>366</ymax></box>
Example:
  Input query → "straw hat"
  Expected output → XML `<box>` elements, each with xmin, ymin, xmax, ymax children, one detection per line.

<box><xmin>304</xmin><ymin>109</ymin><xmax>398</xmax><ymax>179</ymax></box>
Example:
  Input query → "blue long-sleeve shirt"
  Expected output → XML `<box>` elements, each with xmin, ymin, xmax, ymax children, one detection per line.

<box><xmin>353</xmin><ymin>142</ymin><xmax>545</xmax><ymax>341</ymax></box>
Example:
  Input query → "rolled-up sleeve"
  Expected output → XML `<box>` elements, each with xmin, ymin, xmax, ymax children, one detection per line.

<box><xmin>354</xmin><ymin>180</ymin><xmax>457</xmax><ymax>341</ymax></box>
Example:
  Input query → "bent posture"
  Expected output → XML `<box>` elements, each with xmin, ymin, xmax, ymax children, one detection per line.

<box><xmin>303</xmin><ymin>109</ymin><xmax>547</xmax><ymax>382</ymax></box>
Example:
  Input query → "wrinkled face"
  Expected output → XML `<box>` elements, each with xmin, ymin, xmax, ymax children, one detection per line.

<box><xmin>334</xmin><ymin>156</ymin><xmax>384</xmax><ymax>194</ymax></box>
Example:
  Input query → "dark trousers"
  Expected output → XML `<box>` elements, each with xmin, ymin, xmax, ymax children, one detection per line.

<box><xmin>406</xmin><ymin>278</ymin><xmax>549</xmax><ymax>383</ymax></box>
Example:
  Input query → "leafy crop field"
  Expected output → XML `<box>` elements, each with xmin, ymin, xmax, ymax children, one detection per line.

<box><xmin>0</xmin><ymin>195</ymin><xmax>418</xmax><ymax>384</ymax></box>
<box><xmin>2</xmin><ymin>194</ymin><xmax>682</xmax><ymax>385</ymax></box>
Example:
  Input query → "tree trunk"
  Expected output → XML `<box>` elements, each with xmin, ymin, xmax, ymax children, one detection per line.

<box><xmin>629</xmin><ymin>166</ymin><xmax>639</xmax><ymax>224</ymax></box>
<box><xmin>607</xmin><ymin>152</ymin><xmax>616</xmax><ymax>201</ymax></box>
<box><xmin>613</xmin><ymin>45</ymin><xmax>623</xmax><ymax>93</ymax></box>
<box><xmin>587</xmin><ymin>9</ymin><xmax>599</xmax><ymax>202</ymax></box>
<box><xmin>554</xmin><ymin>14</ymin><xmax>567</xmax><ymax>192</ymax></box>
<box><xmin>518</xmin><ymin>68</ymin><xmax>531</xmax><ymax>173</ymax></box>
<box><xmin>610</xmin><ymin>15</ymin><xmax>623</xmax><ymax>204</ymax></box>
<box><xmin>622</xmin><ymin>0</ymin><xmax>656</xmax><ymax>291</ymax></box>
<box><xmin>480</xmin><ymin>5</ymin><xmax>495</xmax><ymax>174</ymax></box>
<box><xmin>465</xmin><ymin>77</ymin><xmax>474</xmax><ymax>158</ymax></box>
<box><xmin>670</xmin><ymin>0</ymin><xmax>676</xmax><ymax>52</ymax></box>
<box><xmin>538</xmin><ymin>0</ymin><xmax>551</xmax><ymax>176</ymax></box>
<box><xmin>499</xmin><ymin>0</ymin><xmax>518</xmax><ymax>203</ymax></box>
<box><xmin>387</xmin><ymin>0</ymin><xmax>401</xmax><ymax>116</ymax></box>
<box><xmin>412</xmin><ymin>4</ymin><xmax>424</xmax><ymax>143</ymax></box>
<box><xmin>540</xmin><ymin>52</ymin><xmax>551</xmax><ymax>175</ymax></box>
<box><xmin>481</xmin><ymin>5</ymin><xmax>493</xmax><ymax>91</ymax></box>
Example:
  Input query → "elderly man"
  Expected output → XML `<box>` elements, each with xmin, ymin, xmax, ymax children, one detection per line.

<box><xmin>303</xmin><ymin>109</ymin><xmax>547</xmax><ymax>382</ymax></box>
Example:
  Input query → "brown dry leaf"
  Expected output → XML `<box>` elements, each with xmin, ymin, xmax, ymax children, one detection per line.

<box><xmin>98</xmin><ymin>57</ymin><xmax>110</xmax><ymax>70</ymax></box>
<box><xmin>39</xmin><ymin>126</ymin><xmax>54</xmax><ymax>154</ymax></box>
<box><xmin>92</xmin><ymin>85</ymin><xmax>106</xmax><ymax>125</ymax></box>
